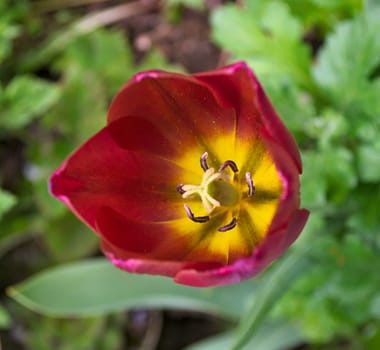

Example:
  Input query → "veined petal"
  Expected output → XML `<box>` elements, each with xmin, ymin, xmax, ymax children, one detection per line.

<box><xmin>103</xmin><ymin>241</ymin><xmax>185</xmax><ymax>278</ymax></box>
<box><xmin>174</xmin><ymin>209</ymin><xmax>309</xmax><ymax>287</ymax></box>
<box><xmin>96</xmin><ymin>206</ymin><xmax>193</xmax><ymax>259</ymax></box>
<box><xmin>103</xmin><ymin>208</ymin><xmax>309</xmax><ymax>287</ymax></box>
<box><xmin>260</xmin><ymin>130</ymin><xmax>301</xmax><ymax>233</ymax></box>
<box><xmin>107</xmin><ymin>116</ymin><xmax>178</xmax><ymax>158</ymax></box>
<box><xmin>50</xmin><ymin>62</ymin><xmax>309</xmax><ymax>287</ymax></box>
<box><xmin>238</xmin><ymin>208</ymin><xmax>310</xmax><ymax>283</ymax></box>
<box><xmin>107</xmin><ymin>71</ymin><xmax>237</xmax><ymax>166</ymax></box>
<box><xmin>194</xmin><ymin>61</ymin><xmax>302</xmax><ymax>172</ymax></box>
<box><xmin>49</xmin><ymin>124</ymin><xmax>205</xmax><ymax>231</ymax></box>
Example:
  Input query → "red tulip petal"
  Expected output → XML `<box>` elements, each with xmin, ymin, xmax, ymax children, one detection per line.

<box><xmin>194</xmin><ymin>62</ymin><xmax>302</xmax><ymax>172</ymax></box>
<box><xmin>250</xmin><ymin>209</ymin><xmax>310</xmax><ymax>275</ymax></box>
<box><xmin>50</xmin><ymin>62</ymin><xmax>309</xmax><ymax>287</ymax></box>
<box><xmin>260</xmin><ymin>129</ymin><xmax>301</xmax><ymax>234</ymax></box>
<box><xmin>49</xmin><ymin>124</ymin><xmax>200</xmax><ymax>233</ymax></box>
<box><xmin>102</xmin><ymin>209</ymin><xmax>309</xmax><ymax>287</ymax></box>
<box><xmin>107</xmin><ymin>70</ymin><xmax>236</xmax><ymax>163</ymax></box>
<box><xmin>174</xmin><ymin>209</ymin><xmax>309</xmax><ymax>287</ymax></box>
<box><xmin>96</xmin><ymin>206</ymin><xmax>193</xmax><ymax>259</ymax></box>
<box><xmin>103</xmin><ymin>241</ymin><xmax>184</xmax><ymax>278</ymax></box>
<box><xmin>107</xmin><ymin>116</ymin><xmax>178</xmax><ymax>158</ymax></box>
<box><xmin>98</xmin><ymin>204</ymin><xmax>240</xmax><ymax>265</ymax></box>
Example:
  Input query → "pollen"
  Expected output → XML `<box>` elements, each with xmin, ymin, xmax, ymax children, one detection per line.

<box><xmin>176</xmin><ymin>152</ymin><xmax>255</xmax><ymax>232</ymax></box>
<box><xmin>181</xmin><ymin>167</ymin><xmax>222</xmax><ymax>213</ymax></box>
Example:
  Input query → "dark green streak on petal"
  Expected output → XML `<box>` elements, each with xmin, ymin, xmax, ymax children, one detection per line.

<box><xmin>196</xmin><ymin>211</ymin><xmax>229</xmax><ymax>242</ymax></box>
<box><xmin>251</xmin><ymin>189</ymin><xmax>280</xmax><ymax>204</ymax></box>
<box><xmin>150</xmin><ymin>79</ymin><xmax>236</xmax><ymax>166</ymax></box>
<box><xmin>181</xmin><ymin>211</ymin><xmax>229</xmax><ymax>260</ymax></box>
<box><xmin>237</xmin><ymin>208</ymin><xmax>260</xmax><ymax>254</ymax></box>
<box><xmin>239</xmin><ymin>141</ymin><xmax>266</xmax><ymax>175</ymax></box>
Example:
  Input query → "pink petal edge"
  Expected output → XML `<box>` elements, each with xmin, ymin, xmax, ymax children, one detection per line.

<box><xmin>103</xmin><ymin>209</ymin><xmax>309</xmax><ymax>287</ymax></box>
<box><xmin>174</xmin><ymin>209</ymin><xmax>309</xmax><ymax>287</ymax></box>
<box><xmin>195</xmin><ymin>61</ymin><xmax>302</xmax><ymax>173</ymax></box>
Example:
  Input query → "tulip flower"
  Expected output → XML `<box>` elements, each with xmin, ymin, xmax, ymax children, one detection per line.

<box><xmin>49</xmin><ymin>62</ymin><xmax>309</xmax><ymax>287</ymax></box>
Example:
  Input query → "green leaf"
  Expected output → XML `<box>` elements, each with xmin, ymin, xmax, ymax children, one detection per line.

<box><xmin>42</xmin><ymin>64</ymin><xmax>106</xmax><ymax>142</ymax></box>
<box><xmin>137</xmin><ymin>49</ymin><xmax>183</xmax><ymax>73</ymax></box>
<box><xmin>42</xmin><ymin>213</ymin><xmax>98</xmax><ymax>262</ymax></box>
<box><xmin>284</xmin><ymin>0</ymin><xmax>362</xmax><ymax>30</ymax></box>
<box><xmin>347</xmin><ymin>184</ymin><xmax>380</xmax><ymax>236</ymax></box>
<box><xmin>313</xmin><ymin>8</ymin><xmax>380</xmax><ymax>117</ymax></box>
<box><xmin>8</xmin><ymin>258</ymin><xmax>258</xmax><ymax>318</ymax></box>
<box><xmin>230</xmin><ymin>251</ymin><xmax>311</xmax><ymax>350</ymax></box>
<box><xmin>262</xmin><ymin>78</ymin><xmax>316</xmax><ymax>140</ymax></box>
<box><xmin>0</xmin><ymin>188</ymin><xmax>17</xmax><ymax>220</ymax></box>
<box><xmin>211</xmin><ymin>3</ymin><xmax>263</xmax><ymax>56</ymax></box>
<box><xmin>186</xmin><ymin>320</ymin><xmax>304</xmax><ymax>350</ymax></box>
<box><xmin>166</xmin><ymin>0</ymin><xmax>204</xmax><ymax>10</ymax></box>
<box><xmin>366</xmin><ymin>325</ymin><xmax>380</xmax><ymax>350</ymax></box>
<box><xmin>60</xmin><ymin>29</ymin><xmax>134</xmax><ymax>95</ymax></box>
<box><xmin>0</xmin><ymin>0</ymin><xmax>25</xmax><ymax>63</ymax></box>
<box><xmin>356</xmin><ymin>141</ymin><xmax>380</xmax><ymax>182</ymax></box>
<box><xmin>301</xmin><ymin>146</ymin><xmax>356</xmax><ymax>208</ymax></box>
<box><xmin>370</xmin><ymin>294</ymin><xmax>380</xmax><ymax>319</ymax></box>
<box><xmin>18</xmin><ymin>3</ymin><xmax>134</xmax><ymax>72</ymax></box>
<box><xmin>0</xmin><ymin>75</ymin><xmax>60</xmax><ymax>130</ymax></box>
<box><xmin>22</xmin><ymin>315</ymin><xmax>117</xmax><ymax>350</ymax></box>
<box><xmin>211</xmin><ymin>1</ymin><xmax>313</xmax><ymax>89</ymax></box>
<box><xmin>0</xmin><ymin>215</ymin><xmax>37</xmax><ymax>258</ymax></box>
<box><xmin>322</xmin><ymin>146</ymin><xmax>356</xmax><ymax>202</ymax></box>
<box><xmin>304</xmin><ymin>108</ymin><xmax>348</xmax><ymax>147</ymax></box>
<box><xmin>0</xmin><ymin>21</ymin><xmax>19</xmax><ymax>63</ymax></box>
<box><xmin>0</xmin><ymin>304</ymin><xmax>11</xmax><ymax>328</ymax></box>
<box><xmin>300</xmin><ymin>151</ymin><xmax>327</xmax><ymax>209</ymax></box>
<box><xmin>276</xmin><ymin>234</ymin><xmax>380</xmax><ymax>342</ymax></box>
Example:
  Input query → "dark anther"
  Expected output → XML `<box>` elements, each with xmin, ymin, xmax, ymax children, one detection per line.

<box><xmin>245</xmin><ymin>172</ymin><xmax>255</xmax><ymax>196</ymax></box>
<box><xmin>200</xmin><ymin>152</ymin><xmax>209</xmax><ymax>171</ymax></box>
<box><xmin>184</xmin><ymin>204</ymin><xmax>210</xmax><ymax>223</ymax></box>
<box><xmin>218</xmin><ymin>160</ymin><xmax>239</xmax><ymax>173</ymax></box>
<box><xmin>176</xmin><ymin>184</ymin><xmax>185</xmax><ymax>195</ymax></box>
<box><xmin>218</xmin><ymin>217</ymin><xmax>237</xmax><ymax>232</ymax></box>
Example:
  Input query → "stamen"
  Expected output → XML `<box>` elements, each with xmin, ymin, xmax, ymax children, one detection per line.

<box><xmin>218</xmin><ymin>217</ymin><xmax>237</xmax><ymax>232</ymax></box>
<box><xmin>245</xmin><ymin>172</ymin><xmax>255</xmax><ymax>196</ymax></box>
<box><xmin>200</xmin><ymin>152</ymin><xmax>209</xmax><ymax>171</ymax></box>
<box><xmin>218</xmin><ymin>160</ymin><xmax>239</xmax><ymax>173</ymax></box>
<box><xmin>176</xmin><ymin>184</ymin><xmax>185</xmax><ymax>195</ymax></box>
<box><xmin>184</xmin><ymin>204</ymin><xmax>210</xmax><ymax>223</ymax></box>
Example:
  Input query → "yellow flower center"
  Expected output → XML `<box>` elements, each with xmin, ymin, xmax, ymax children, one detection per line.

<box><xmin>177</xmin><ymin>152</ymin><xmax>255</xmax><ymax>232</ymax></box>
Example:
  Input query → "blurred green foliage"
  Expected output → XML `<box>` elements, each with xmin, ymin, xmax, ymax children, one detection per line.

<box><xmin>211</xmin><ymin>0</ymin><xmax>380</xmax><ymax>346</ymax></box>
<box><xmin>1</xmin><ymin>0</ymin><xmax>380</xmax><ymax>349</ymax></box>
<box><xmin>0</xmin><ymin>75</ymin><xmax>60</xmax><ymax>130</ymax></box>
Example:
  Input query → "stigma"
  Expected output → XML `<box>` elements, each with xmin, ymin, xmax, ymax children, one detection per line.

<box><xmin>180</xmin><ymin>167</ymin><xmax>223</xmax><ymax>213</ymax></box>
<box><xmin>176</xmin><ymin>152</ymin><xmax>255</xmax><ymax>232</ymax></box>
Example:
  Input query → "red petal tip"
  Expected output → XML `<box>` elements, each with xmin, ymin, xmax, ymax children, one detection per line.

<box><xmin>133</xmin><ymin>70</ymin><xmax>160</xmax><ymax>82</ymax></box>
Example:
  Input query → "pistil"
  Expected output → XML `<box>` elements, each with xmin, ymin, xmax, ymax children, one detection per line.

<box><xmin>177</xmin><ymin>153</ymin><xmax>254</xmax><ymax>232</ymax></box>
<box><xmin>179</xmin><ymin>167</ymin><xmax>224</xmax><ymax>213</ymax></box>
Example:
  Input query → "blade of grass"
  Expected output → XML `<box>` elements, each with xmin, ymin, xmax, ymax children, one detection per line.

<box><xmin>230</xmin><ymin>249</ymin><xmax>311</xmax><ymax>350</ymax></box>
